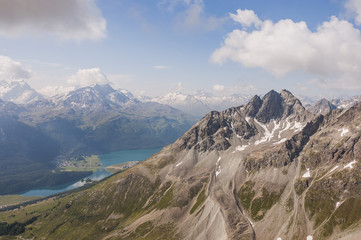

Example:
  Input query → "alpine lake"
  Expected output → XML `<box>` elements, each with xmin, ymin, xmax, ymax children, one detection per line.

<box><xmin>20</xmin><ymin>148</ymin><xmax>162</xmax><ymax>197</ymax></box>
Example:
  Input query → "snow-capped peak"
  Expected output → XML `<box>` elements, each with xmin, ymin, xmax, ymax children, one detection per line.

<box><xmin>52</xmin><ymin>83</ymin><xmax>138</xmax><ymax>109</ymax></box>
<box><xmin>0</xmin><ymin>79</ymin><xmax>43</xmax><ymax>104</ymax></box>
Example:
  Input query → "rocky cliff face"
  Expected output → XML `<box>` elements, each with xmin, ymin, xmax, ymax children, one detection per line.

<box><xmin>2</xmin><ymin>90</ymin><xmax>361</xmax><ymax>240</ymax></box>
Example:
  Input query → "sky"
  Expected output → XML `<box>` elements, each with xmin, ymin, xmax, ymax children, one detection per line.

<box><xmin>0</xmin><ymin>0</ymin><xmax>361</xmax><ymax>98</ymax></box>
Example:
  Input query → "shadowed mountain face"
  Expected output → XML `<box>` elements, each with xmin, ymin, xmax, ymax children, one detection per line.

<box><xmin>0</xmin><ymin>84</ymin><xmax>196</xmax><ymax>195</ymax></box>
<box><xmin>2</xmin><ymin>90</ymin><xmax>361</xmax><ymax>240</ymax></box>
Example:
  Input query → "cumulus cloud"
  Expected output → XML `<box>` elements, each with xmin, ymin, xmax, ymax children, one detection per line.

<box><xmin>0</xmin><ymin>55</ymin><xmax>31</xmax><ymax>81</ymax></box>
<box><xmin>40</xmin><ymin>69</ymin><xmax>131</xmax><ymax>97</ymax></box>
<box><xmin>211</xmin><ymin>10</ymin><xmax>361</xmax><ymax>90</ymax></box>
<box><xmin>212</xmin><ymin>84</ymin><xmax>225</xmax><ymax>92</ymax></box>
<box><xmin>0</xmin><ymin>0</ymin><xmax>106</xmax><ymax>41</ymax></box>
<box><xmin>229</xmin><ymin>9</ymin><xmax>262</xmax><ymax>28</ymax></box>
<box><xmin>345</xmin><ymin>0</ymin><xmax>361</xmax><ymax>25</ymax></box>
<box><xmin>232</xmin><ymin>82</ymin><xmax>257</xmax><ymax>93</ymax></box>
<box><xmin>38</xmin><ymin>85</ymin><xmax>75</xmax><ymax>97</ymax></box>
<box><xmin>68</xmin><ymin>68</ymin><xmax>110</xmax><ymax>88</ymax></box>
<box><xmin>212</xmin><ymin>82</ymin><xmax>256</xmax><ymax>95</ymax></box>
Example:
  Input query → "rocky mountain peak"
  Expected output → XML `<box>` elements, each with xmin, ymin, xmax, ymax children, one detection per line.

<box><xmin>280</xmin><ymin>89</ymin><xmax>295</xmax><ymax>99</ymax></box>
<box><xmin>92</xmin><ymin>83</ymin><xmax>115</xmax><ymax>96</ymax></box>
<box><xmin>243</xmin><ymin>95</ymin><xmax>262</xmax><ymax>117</ymax></box>
<box><xmin>256</xmin><ymin>90</ymin><xmax>283</xmax><ymax>123</ymax></box>
<box><xmin>55</xmin><ymin>84</ymin><xmax>137</xmax><ymax>110</ymax></box>
<box><xmin>307</xmin><ymin>98</ymin><xmax>337</xmax><ymax>115</ymax></box>
<box><xmin>176</xmin><ymin>90</ymin><xmax>312</xmax><ymax>153</ymax></box>
<box><xmin>244</xmin><ymin>89</ymin><xmax>307</xmax><ymax>123</ymax></box>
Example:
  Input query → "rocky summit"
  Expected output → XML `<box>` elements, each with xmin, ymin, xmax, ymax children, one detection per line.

<box><xmin>307</xmin><ymin>98</ymin><xmax>337</xmax><ymax>115</ymax></box>
<box><xmin>1</xmin><ymin>89</ymin><xmax>361</xmax><ymax>240</ymax></box>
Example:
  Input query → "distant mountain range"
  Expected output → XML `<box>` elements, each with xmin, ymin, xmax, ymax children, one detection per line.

<box><xmin>149</xmin><ymin>91</ymin><xmax>252</xmax><ymax>117</ymax></box>
<box><xmin>5</xmin><ymin>89</ymin><xmax>361</xmax><ymax>239</ymax></box>
<box><xmin>0</xmin><ymin>79</ymin><xmax>360</xmax><ymax>117</ymax></box>
<box><xmin>0</xmin><ymin>82</ymin><xmax>196</xmax><ymax>195</ymax></box>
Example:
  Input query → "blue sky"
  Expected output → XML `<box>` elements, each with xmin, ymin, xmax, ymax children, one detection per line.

<box><xmin>0</xmin><ymin>0</ymin><xmax>360</xmax><ymax>98</ymax></box>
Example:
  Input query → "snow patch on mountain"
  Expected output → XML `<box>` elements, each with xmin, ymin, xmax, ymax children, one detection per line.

<box><xmin>329</xmin><ymin>166</ymin><xmax>338</xmax><ymax>174</ymax></box>
<box><xmin>176</xmin><ymin>162</ymin><xmax>183</xmax><ymax>167</ymax></box>
<box><xmin>254</xmin><ymin>119</ymin><xmax>273</xmax><ymax>145</ymax></box>
<box><xmin>216</xmin><ymin>166</ymin><xmax>221</xmax><ymax>177</ymax></box>
<box><xmin>291</xmin><ymin>122</ymin><xmax>304</xmax><ymax>132</ymax></box>
<box><xmin>278</xmin><ymin>121</ymin><xmax>291</xmax><ymax>138</ymax></box>
<box><xmin>339</xmin><ymin>128</ymin><xmax>349</xmax><ymax>137</ymax></box>
<box><xmin>233</xmin><ymin>145</ymin><xmax>248</xmax><ymax>153</ymax></box>
<box><xmin>344</xmin><ymin>160</ymin><xmax>357</xmax><ymax>169</ymax></box>
<box><xmin>216</xmin><ymin>157</ymin><xmax>221</xmax><ymax>165</ymax></box>
<box><xmin>302</xmin><ymin>168</ymin><xmax>311</xmax><ymax>178</ymax></box>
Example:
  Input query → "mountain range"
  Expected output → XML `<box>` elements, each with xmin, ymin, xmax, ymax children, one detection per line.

<box><xmin>1</xmin><ymin>89</ymin><xmax>360</xmax><ymax>239</ymax></box>
<box><xmin>0</xmin><ymin>83</ymin><xmax>196</xmax><ymax>195</ymax></box>
<box><xmin>149</xmin><ymin>91</ymin><xmax>252</xmax><ymax>117</ymax></box>
<box><xmin>0</xmin><ymin>79</ymin><xmax>360</xmax><ymax>117</ymax></box>
<box><xmin>0</xmin><ymin>79</ymin><xmax>360</xmax><ymax>196</ymax></box>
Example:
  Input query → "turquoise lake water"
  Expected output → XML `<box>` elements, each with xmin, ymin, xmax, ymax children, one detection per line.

<box><xmin>21</xmin><ymin>148</ymin><xmax>162</xmax><ymax>197</ymax></box>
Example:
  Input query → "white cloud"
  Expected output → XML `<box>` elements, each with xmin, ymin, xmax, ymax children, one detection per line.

<box><xmin>213</xmin><ymin>84</ymin><xmax>225</xmax><ymax>92</ymax></box>
<box><xmin>232</xmin><ymin>82</ymin><xmax>257</xmax><ymax>93</ymax></box>
<box><xmin>38</xmin><ymin>85</ymin><xmax>75</xmax><ymax>97</ymax></box>
<box><xmin>39</xmin><ymin>71</ymin><xmax>134</xmax><ymax>97</ymax></box>
<box><xmin>211</xmin><ymin>10</ymin><xmax>361</xmax><ymax>90</ymax></box>
<box><xmin>0</xmin><ymin>0</ymin><xmax>106</xmax><ymax>41</ymax></box>
<box><xmin>295</xmin><ymin>82</ymin><xmax>309</xmax><ymax>92</ymax></box>
<box><xmin>0</xmin><ymin>55</ymin><xmax>31</xmax><ymax>81</ymax></box>
<box><xmin>68</xmin><ymin>68</ymin><xmax>110</xmax><ymax>88</ymax></box>
<box><xmin>161</xmin><ymin>0</ymin><xmax>227</xmax><ymax>32</ymax></box>
<box><xmin>230</xmin><ymin>9</ymin><xmax>262</xmax><ymax>28</ymax></box>
<box><xmin>345</xmin><ymin>0</ymin><xmax>361</xmax><ymax>25</ymax></box>
<box><xmin>154</xmin><ymin>65</ymin><xmax>170</xmax><ymax>70</ymax></box>
<box><xmin>212</xmin><ymin>83</ymin><xmax>256</xmax><ymax>95</ymax></box>
<box><xmin>179</xmin><ymin>0</ymin><xmax>204</xmax><ymax>30</ymax></box>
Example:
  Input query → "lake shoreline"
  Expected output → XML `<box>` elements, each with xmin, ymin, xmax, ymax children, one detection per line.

<box><xmin>17</xmin><ymin>148</ymin><xmax>162</xmax><ymax>198</ymax></box>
